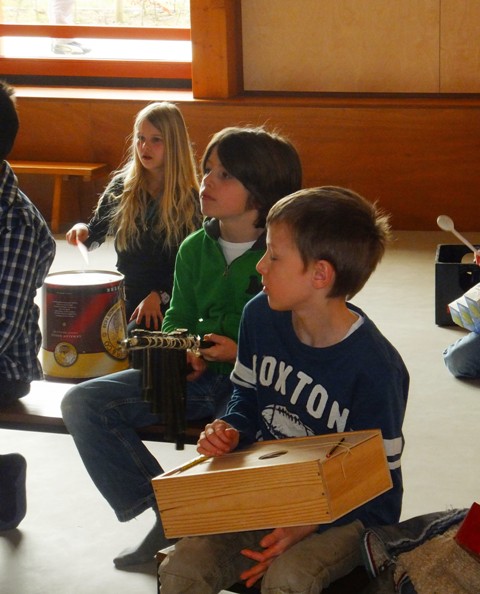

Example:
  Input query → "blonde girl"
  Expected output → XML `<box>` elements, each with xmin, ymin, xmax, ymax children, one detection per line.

<box><xmin>66</xmin><ymin>101</ymin><xmax>200</xmax><ymax>329</ymax></box>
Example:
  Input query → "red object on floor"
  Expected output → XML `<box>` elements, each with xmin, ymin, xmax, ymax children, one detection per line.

<box><xmin>455</xmin><ymin>502</ymin><xmax>480</xmax><ymax>561</ymax></box>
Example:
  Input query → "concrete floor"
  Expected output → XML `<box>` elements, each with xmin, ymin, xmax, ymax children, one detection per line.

<box><xmin>1</xmin><ymin>230</ymin><xmax>480</xmax><ymax>593</ymax></box>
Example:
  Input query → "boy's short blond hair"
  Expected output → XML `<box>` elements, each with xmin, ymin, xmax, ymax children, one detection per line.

<box><xmin>267</xmin><ymin>186</ymin><xmax>391</xmax><ymax>299</ymax></box>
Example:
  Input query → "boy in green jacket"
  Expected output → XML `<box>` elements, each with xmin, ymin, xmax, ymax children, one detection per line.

<box><xmin>61</xmin><ymin>125</ymin><xmax>302</xmax><ymax>568</ymax></box>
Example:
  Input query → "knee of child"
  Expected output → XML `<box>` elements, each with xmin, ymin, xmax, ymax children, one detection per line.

<box><xmin>159</xmin><ymin>538</ymin><xmax>218</xmax><ymax>589</ymax></box>
<box><xmin>443</xmin><ymin>332</ymin><xmax>480</xmax><ymax>378</ymax></box>
<box><xmin>262</xmin><ymin>551</ymin><xmax>327</xmax><ymax>593</ymax></box>
<box><xmin>61</xmin><ymin>384</ymin><xmax>91</xmax><ymax>423</ymax></box>
<box><xmin>262</xmin><ymin>522</ymin><xmax>364</xmax><ymax>593</ymax></box>
<box><xmin>443</xmin><ymin>348</ymin><xmax>478</xmax><ymax>378</ymax></box>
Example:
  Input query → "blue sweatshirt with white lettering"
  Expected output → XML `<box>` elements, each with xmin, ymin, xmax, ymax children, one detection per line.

<box><xmin>225</xmin><ymin>292</ymin><xmax>409</xmax><ymax>529</ymax></box>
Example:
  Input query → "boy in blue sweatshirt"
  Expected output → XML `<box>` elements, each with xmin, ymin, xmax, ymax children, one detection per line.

<box><xmin>160</xmin><ymin>186</ymin><xmax>409</xmax><ymax>594</ymax></box>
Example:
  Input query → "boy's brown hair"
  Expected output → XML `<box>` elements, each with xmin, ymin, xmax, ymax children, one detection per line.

<box><xmin>267</xmin><ymin>186</ymin><xmax>391</xmax><ymax>299</ymax></box>
<box><xmin>201</xmin><ymin>126</ymin><xmax>302</xmax><ymax>228</ymax></box>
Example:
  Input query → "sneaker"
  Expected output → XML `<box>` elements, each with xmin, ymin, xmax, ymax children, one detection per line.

<box><xmin>51</xmin><ymin>40</ymin><xmax>91</xmax><ymax>56</ymax></box>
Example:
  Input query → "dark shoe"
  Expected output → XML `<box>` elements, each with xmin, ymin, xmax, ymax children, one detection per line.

<box><xmin>52</xmin><ymin>40</ymin><xmax>91</xmax><ymax>55</ymax></box>
<box><xmin>0</xmin><ymin>453</ymin><xmax>27</xmax><ymax>531</ymax></box>
<box><xmin>0</xmin><ymin>379</ymin><xmax>30</xmax><ymax>408</ymax></box>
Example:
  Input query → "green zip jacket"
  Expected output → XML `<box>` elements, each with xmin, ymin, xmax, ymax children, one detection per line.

<box><xmin>162</xmin><ymin>218</ymin><xmax>265</xmax><ymax>376</ymax></box>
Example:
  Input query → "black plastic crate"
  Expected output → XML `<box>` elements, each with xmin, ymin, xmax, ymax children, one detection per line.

<box><xmin>435</xmin><ymin>244</ymin><xmax>480</xmax><ymax>326</ymax></box>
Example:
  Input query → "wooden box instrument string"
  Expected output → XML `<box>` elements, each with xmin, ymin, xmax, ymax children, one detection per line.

<box><xmin>121</xmin><ymin>329</ymin><xmax>204</xmax><ymax>450</ymax></box>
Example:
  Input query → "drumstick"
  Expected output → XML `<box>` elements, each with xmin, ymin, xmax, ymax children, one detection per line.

<box><xmin>77</xmin><ymin>240</ymin><xmax>89</xmax><ymax>264</ymax></box>
<box><xmin>171</xmin><ymin>454</ymin><xmax>211</xmax><ymax>475</ymax></box>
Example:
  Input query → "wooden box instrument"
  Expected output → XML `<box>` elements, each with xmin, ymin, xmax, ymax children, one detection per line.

<box><xmin>152</xmin><ymin>429</ymin><xmax>392</xmax><ymax>538</ymax></box>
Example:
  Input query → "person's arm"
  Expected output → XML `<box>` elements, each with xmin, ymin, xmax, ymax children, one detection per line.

<box><xmin>81</xmin><ymin>178</ymin><xmax>121</xmax><ymax>249</ymax></box>
<box><xmin>239</xmin><ymin>525</ymin><xmax>320</xmax><ymax>588</ymax></box>
<box><xmin>349</xmin><ymin>351</ymin><xmax>408</xmax><ymax>466</ymax></box>
<box><xmin>344</xmin><ymin>335</ymin><xmax>409</xmax><ymax>527</ymax></box>
<box><xmin>162</xmin><ymin>239</ymin><xmax>200</xmax><ymax>335</ymax></box>
<box><xmin>218</xmin><ymin>304</ymin><xmax>262</xmax><ymax>444</ymax></box>
<box><xmin>0</xmin><ymin>222</ymin><xmax>52</xmax><ymax>354</ymax></box>
<box><xmin>65</xmin><ymin>222</ymin><xmax>89</xmax><ymax>246</ymax></box>
<box><xmin>197</xmin><ymin>332</ymin><xmax>238</xmax><ymax>365</ymax></box>
<box><xmin>196</xmin><ymin>419</ymin><xmax>240</xmax><ymax>456</ymax></box>
<box><xmin>129</xmin><ymin>290</ymin><xmax>164</xmax><ymax>329</ymax></box>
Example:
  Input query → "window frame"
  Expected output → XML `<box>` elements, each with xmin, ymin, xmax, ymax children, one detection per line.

<box><xmin>0</xmin><ymin>0</ymin><xmax>243</xmax><ymax>99</ymax></box>
<box><xmin>0</xmin><ymin>23</ymin><xmax>191</xmax><ymax>80</ymax></box>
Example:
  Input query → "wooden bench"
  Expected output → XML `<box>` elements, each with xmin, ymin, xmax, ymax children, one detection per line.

<box><xmin>0</xmin><ymin>380</ymin><xmax>205</xmax><ymax>447</ymax></box>
<box><xmin>10</xmin><ymin>160</ymin><xmax>109</xmax><ymax>233</ymax></box>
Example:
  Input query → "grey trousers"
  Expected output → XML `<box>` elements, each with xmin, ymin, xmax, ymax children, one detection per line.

<box><xmin>159</xmin><ymin>520</ymin><xmax>365</xmax><ymax>594</ymax></box>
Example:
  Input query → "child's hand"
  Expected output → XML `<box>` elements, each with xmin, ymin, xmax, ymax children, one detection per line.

<box><xmin>186</xmin><ymin>350</ymin><xmax>207</xmax><ymax>381</ymax></box>
<box><xmin>66</xmin><ymin>223</ymin><xmax>89</xmax><ymax>246</ymax></box>
<box><xmin>239</xmin><ymin>525</ymin><xmax>319</xmax><ymax>587</ymax></box>
<box><xmin>196</xmin><ymin>420</ymin><xmax>239</xmax><ymax>456</ymax></box>
<box><xmin>129</xmin><ymin>292</ymin><xmax>163</xmax><ymax>330</ymax></box>
<box><xmin>200</xmin><ymin>333</ymin><xmax>237</xmax><ymax>364</ymax></box>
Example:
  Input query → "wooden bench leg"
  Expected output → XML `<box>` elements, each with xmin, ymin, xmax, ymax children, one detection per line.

<box><xmin>51</xmin><ymin>174</ymin><xmax>63</xmax><ymax>234</ymax></box>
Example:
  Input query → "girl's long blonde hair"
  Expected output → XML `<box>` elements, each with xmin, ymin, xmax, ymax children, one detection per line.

<box><xmin>108</xmin><ymin>101</ymin><xmax>199</xmax><ymax>251</ymax></box>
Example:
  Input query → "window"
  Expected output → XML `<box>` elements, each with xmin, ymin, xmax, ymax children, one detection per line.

<box><xmin>0</xmin><ymin>0</ymin><xmax>191</xmax><ymax>87</ymax></box>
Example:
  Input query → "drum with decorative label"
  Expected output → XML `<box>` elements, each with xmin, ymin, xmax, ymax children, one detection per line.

<box><xmin>41</xmin><ymin>270</ymin><xmax>129</xmax><ymax>381</ymax></box>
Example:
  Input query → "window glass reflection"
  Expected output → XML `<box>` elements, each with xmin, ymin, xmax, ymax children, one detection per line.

<box><xmin>2</xmin><ymin>0</ymin><xmax>190</xmax><ymax>27</ymax></box>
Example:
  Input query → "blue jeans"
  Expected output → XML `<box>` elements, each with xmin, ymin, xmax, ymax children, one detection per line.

<box><xmin>361</xmin><ymin>508</ymin><xmax>467</xmax><ymax>593</ymax></box>
<box><xmin>61</xmin><ymin>368</ymin><xmax>232</xmax><ymax>522</ymax></box>
<box><xmin>443</xmin><ymin>331</ymin><xmax>480</xmax><ymax>378</ymax></box>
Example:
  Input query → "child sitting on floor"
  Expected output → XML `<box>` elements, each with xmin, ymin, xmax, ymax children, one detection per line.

<box><xmin>159</xmin><ymin>186</ymin><xmax>409</xmax><ymax>594</ymax></box>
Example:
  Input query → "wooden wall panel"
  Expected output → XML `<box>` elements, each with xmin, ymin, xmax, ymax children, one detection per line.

<box><xmin>89</xmin><ymin>102</ymin><xmax>141</xmax><ymax>171</ymax></box>
<box><xmin>13</xmin><ymin>100</ymin><xmax>93</xmax><ymax>161</ymax></box>
<box><xmin>12</xmin><ymin>99</ymin><xmax>106</xmax><ymax>225</ymax></box>
<box><xmin>241</xmin><ymin>0</ymin><xmax>439</xmax><ymax>93</ymax></box>
<box><xmin>10</xmin><ymin>94</ymin><xmax>480</xmax><ymax>232</ymax></box>
<box><xmin>440</xmin><ymin>0</ymin><xmax>480</xmax><ymax>92</ymax></box>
